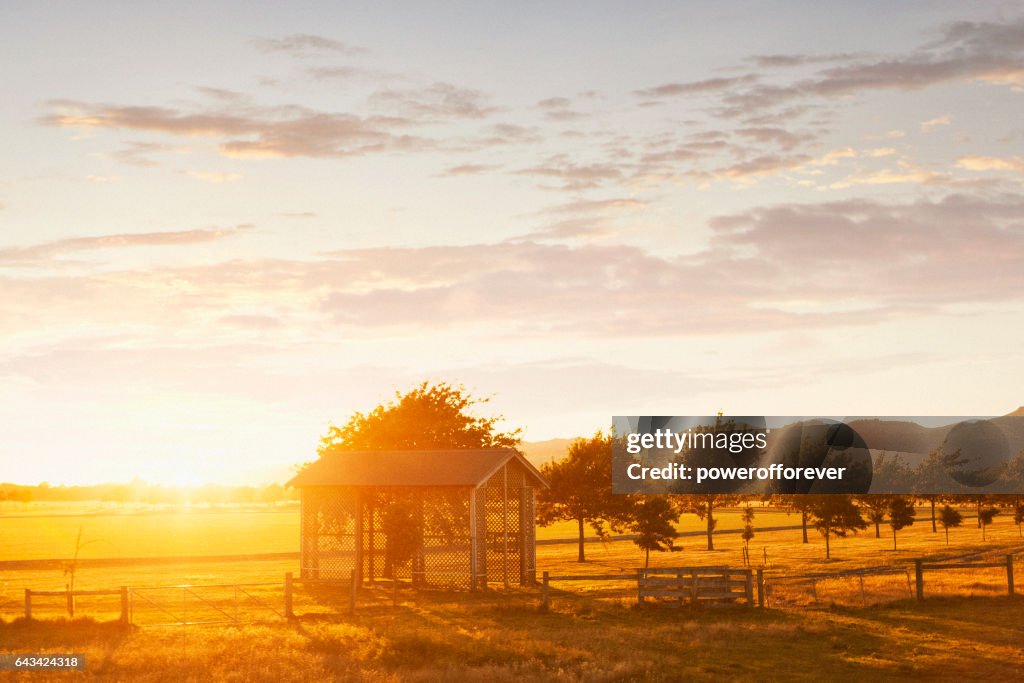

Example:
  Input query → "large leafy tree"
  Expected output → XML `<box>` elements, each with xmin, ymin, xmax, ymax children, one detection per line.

<box><xmin>314</xmin><ymin>381</ymin><xmax>520</xmax><ymax>578</ymax></box>
<box><xmin>317</xmin><ymin>381</ymin><xmax>521</xmax><ymax>454</ymax></box>
<box><xmin>537</xmin><ymin>432</ymin><xmax>630</xmax><ymax>562</ymax></box>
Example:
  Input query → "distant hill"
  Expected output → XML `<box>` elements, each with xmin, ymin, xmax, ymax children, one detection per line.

<box><xmin>849</xmin><ymin>410</ymin><xmax>1024</xmax><ymax>456</ymax></box>
<box><xmin>521</xmin><ymin>438</ymin><xmax>573</xmax><ymax>469</ymax></box>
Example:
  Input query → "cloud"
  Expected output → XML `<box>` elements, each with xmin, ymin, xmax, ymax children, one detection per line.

<box><xmin>43</xmin><ymin>99</ymin><xmax>431</xmax><ymax>159</ymax></box>
<box><xmin>0</xmin><ymin>225</ymin><xmax>253</xmax><ymax>266</ymax></box>
<box><xmin>674</xmin><ymin>18</ymin><xmax>1024</xmax><ymax>118</ymax></box>
<box><xmin>3</xmin><ymin>194</ymin><xmax>1023</xmax><ymax>340</ymax></box>
<box><xmin>252</xmin><ymin>34</ymin><xmax>364</xmax><ymax>56</ymax></box>
<box><xmin>921</xmin><ymin>115</ymin><xmax>952</xmax><ymax>132</ymax></box>
<box><xmin>185</xmin><ymin>170</ymin><xmax>242</xmax><ymax>183</ymax></box>
<box><xmin>368</xmin><ymin>83</ymin><xmax>496</xmax><ymax>120</ymax></box>
<box><xmin>635</xmin><ymin>75</ymin><xmax>759</xmax><ymax>99</ymax></box>
<box><xmin>515</xmin><ymin>157</ymin><xmax>623</xmax><ymax>190</ymax></box>
<box><xmin>440</xmin><ymin>164</ymin><xmax>499</xmax><ymax>176</ymax></box>
<box><xmin>957</xmin><ymin>155</ymin><xmax>1024</xmax><ymax>172</ymax></box>
<box><xmin>734</xmin><ymin>127</ymin><xmax>803</xmax><ymax>150</ymax></box>
<box><xmin>749</xmin><ymin>53</ymin><xmax>864</xmax><ymax>68</ymax></box>
<box><xmin>107</xmin><ymin>141</ymin><xmax>190</xmax><ymax>167</ymax></box>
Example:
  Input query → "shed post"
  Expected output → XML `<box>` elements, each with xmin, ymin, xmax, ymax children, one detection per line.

<box><xmin>354</xmin><ymin>491</ymin><xmax>363</xmax><ymax>585</ymax></box>
<box><xmin>502</xmin><ymin>463</ymin><xmax>510</xmax><ymax>589</ymax></box>
<box><xmin>469</xmin><ymin>487</ymin><xmax>478</xmax><ymax>591</ymax></box>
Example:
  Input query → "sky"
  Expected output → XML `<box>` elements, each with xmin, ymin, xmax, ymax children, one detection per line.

<box><xmin>2</xmin><ymin>1</ymin><xmax>1024</xmax><ymax>485</ymax></box>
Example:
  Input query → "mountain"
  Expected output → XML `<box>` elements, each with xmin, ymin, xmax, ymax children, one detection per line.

<box><xmin>520</xmin><ymin>438</ymin><xmax>573</xmax><ymax>469</ymax></box>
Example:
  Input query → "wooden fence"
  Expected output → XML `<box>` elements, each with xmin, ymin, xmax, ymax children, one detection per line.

<box><xmin>638</xmin><ymin>566</ymin><xmax>755</xmax><ymax>607</ymax></box>
<box><xmin>541</xmin><ymin>567</ymin><xmax>760</xmax><ymax>609</ymax></box>
<box><xmin>914</xmin><ymin>554</ymin><xmax>1015</xmax><ymax>601</ymax></box>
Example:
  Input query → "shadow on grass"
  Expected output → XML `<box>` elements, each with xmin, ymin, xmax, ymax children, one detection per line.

<box><xmin>0</xmin><ymin>617</ymin><xmax>134</xmax><ymax>674</ymax></box>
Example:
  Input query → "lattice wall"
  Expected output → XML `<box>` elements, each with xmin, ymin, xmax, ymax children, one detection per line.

<box><xmin>300</xmin><ymin>487</ymin><xmax>358</xmax><ymax>580</ymax></box>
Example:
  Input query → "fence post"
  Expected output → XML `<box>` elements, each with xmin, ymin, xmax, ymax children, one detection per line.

<box><xmin>756</xmin><ymin>568</ymin><xmax>765</xmax><ymax>608</ymax></box>
<box><xmin>120</xmin><ymin>586</ymin><xmax>129</xmax><ymax>625</ymax></box>
<box><xmin>24</xmin><ymin>589</ymin><xmax>31</xmax><ymax>620</ymax></box>
<box><xmin>744</xmin><ymin>569</ymin><xmax>754</xmax><ymax>607</ymax></box>
<box><xmin>636</xmin><ymin>568</ymin><xmax>643</xmax><ymax>606</ymax></box>
<box><xmin>1007</xmin><ymin>555</ymin><xmax>1015</xmax><ymax>596</ymax></box>
<box><xmin>349</xmin><ymin>569</ymin><xmax>357</xmax><ymax>616</ymax></box>
<box><xmin>914</xmin><ymin>559</ymin><xmax>924</xmax><ymax>602</ymax></box>
<box><xmin>541</xmin><ymin>571</ymin><xmax>549</xmax><ymax>611</ymax></box>
<box><xmin>284</xmin><ymin>572</ymin><xmax>294</xmax><ymax>619</ymax></box>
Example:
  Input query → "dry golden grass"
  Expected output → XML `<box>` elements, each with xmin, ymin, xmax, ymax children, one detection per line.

<box><xmin>2</xmin><ymin>591</ymin><xmax>1023</xmax><ymax>681</ymax></box>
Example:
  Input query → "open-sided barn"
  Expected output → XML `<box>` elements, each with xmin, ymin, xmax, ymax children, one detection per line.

<box><xmin>287</xmin><ymin>448</ymin><xmax>547</xmax><ymax>589</ymax></box>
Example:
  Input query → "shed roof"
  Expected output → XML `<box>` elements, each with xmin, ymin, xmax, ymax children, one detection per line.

<box><xmin>287</xmin><ymin>448</ymin><xmax>548</xmax><ymax>488</ymax></box>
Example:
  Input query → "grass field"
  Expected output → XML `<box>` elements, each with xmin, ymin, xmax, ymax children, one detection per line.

<box><xmin>2</xmin><ymin>502</ymin><xmax>1022</xmax><ymax>616</ymax></box>
<box><xmin>2</xmin><ymin>593</ymin><xmax>1023</xmax><ymax>681</ymax></box>
<box><xmin>2</xmin><ymin>502</ymin><xmax>1024</xmax><ymax>680</ymax></box>
<box><xmin>0</xmin><ymin>502</ymin><xmax>799</xmax><ymax>562</ymax></box>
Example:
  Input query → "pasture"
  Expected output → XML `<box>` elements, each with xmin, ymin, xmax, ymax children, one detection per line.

<box><xmin>2</xmin><ymin>501</ymin><xmax>1024</xmax><ymax>681</ymax></box>
<box><xmin>2</xmin><ymin>593</ymin><xmax>1023</xmax><ymax>681</ymax></box>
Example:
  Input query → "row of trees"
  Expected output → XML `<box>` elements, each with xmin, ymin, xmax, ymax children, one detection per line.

<box><xmin>302</xmin><ymin>382</ymin><xmax>1024</xmax><ymax>565</ymax></box>
<box><xmin>539</xmin><ymin>432</ymin><xmax>1024</xmax><ymax>563</ymax></box>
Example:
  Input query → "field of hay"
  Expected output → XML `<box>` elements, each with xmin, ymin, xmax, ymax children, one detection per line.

<box><xmin>2</xmin><ymin>502</ymin><xmax>1024</xmax><ymax>680</ymax></box>
<box><xmin>1</xmin><ymin>502</ymin><xmax>1022</xmax><ymax>616</ymax></box>
<box><xmin>2</xmin><ymin>593</ymin><xmax>1023</xmax><ymax>681</ymax></box>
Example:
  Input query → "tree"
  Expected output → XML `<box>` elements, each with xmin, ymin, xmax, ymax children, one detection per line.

<box><xmin>741</xmin><ymin>505</ymin><xmax>755</xmax><ymax>566</ymax></box>
<box><xmin>314</xmin><ymin>381</ymin><xmax>521</xmax><ymax>578</ymax></box>
<box><xmin>979</xmin><ymin>506</ymin><xmax>999</xmax><ymax>541</ymax></box>
<box><xmin>629</xmin><ymin>497</ymin><xmax>681</xmax><ymax>569</ymax></box>
<box><xmin>939</xmin><ymin>505</ymin><xmax>962</xmax><ymax>545</ymax></box>
<box><xmin>316</xmin><ymin>381</ymin><xmax>520</xmax><ymax>455</ymax></box>
<box><xmin>776</xmin><ymin>495</ymin><xmax>812</xmax><ymax>543</ymax></box>
<box><xmin>887</xmin><ymin>497</ymin><xmax>915</xmax><ymax>550</ymax></box>
<box><xmin>537</xmin><ymin>432</ymin><xmax>629</xmax><ymax>562</ymax></box>
<box><xmin>806</xmin><ymin>495</ymin><xmax>866</xmax><ymax>559</ymax></box>
<box><xmin>1014</xmin><ymin>501</ymin><xmax>1024</xmax><ymax>538</ymax></box>
<box><xmin>859</xmin><ymin>495</ymin><xmax>890</xmax><ymax>538</ymax></box>
<box><xmin>675</xmin><ymin>495</ymin><xmax>734</xmax><ymax>551</ymax></box>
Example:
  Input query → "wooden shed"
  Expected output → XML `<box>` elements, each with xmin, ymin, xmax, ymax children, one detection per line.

<box><xmin>287</xmin><ymin>448</ymin><xmax>547</xmax><ymax>589</ymax></box>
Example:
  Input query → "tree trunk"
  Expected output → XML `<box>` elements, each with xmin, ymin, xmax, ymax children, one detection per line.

<box><xmin>801</xmin><ymin>511</ymin><xmax>808</xmax><ymax>544</ymax></box>
<box><xmin>945</xmin><ymin>527</ymin><xmax>949</xmax><ymax>545</ymax></box>
<box><xmin>874</xmin><ymin>521</ymin><xmax>880</xmax><ymax>538</ymax></box>
<box><xmin>645</xmin><ymin>547</ymin><xmax>650</xmax><ymax>569</ymax></box>
<box><xmin>577</xmin><ymin>517</ymin><xmax>585</xmax><ymax>562</ymax></box>
<box><xmin>706</xmin><ymin>501</ymin><xmax>714</xmax><ymax>551</ymax></box>
<box><xmin>931</xmin><ymin>500</ymin><xmax>937</xmax><ymax>533</ymax></box>
<box><xmin>825</xmin><ymin>529</ymin><xmax>831</xmax><ymax>559</ymax></box>
<box><xmin>892</xmin><ymin>527</ymin><xmax>897</xmax><ymax>551</ymax></box>
<box><xmin>977</xmin><ymin>499</ymin><xmax>982</xmax><ymax>528</ymax></box>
